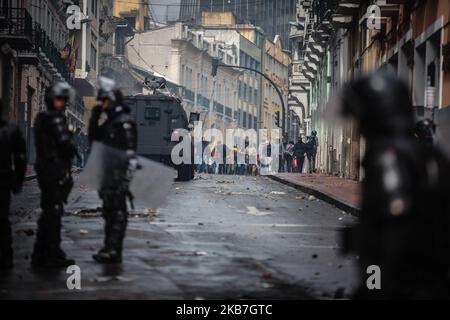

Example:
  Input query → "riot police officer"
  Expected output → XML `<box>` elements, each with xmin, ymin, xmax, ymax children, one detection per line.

<box><xmin>89</xmin><ymin>76</ymin><xmax>137</xmax><ymax>264</ymax></box>
<box><xmin>340</xmin><ymin>72</ymin><xmax>450</xmax><ymax>299</ymax></box>
<box><xmin>31</xmin><ymin>82</ymin><xmax>77</xmax><ymax>268</ymax></box>
<box><xmin>414</xmin><ymin>118</ymin><xmax>436</xmax><ymax>146</ymax></box>
<box><xmin>0</xmin><ymin>99</ymin><xmax>26</xmax><ymax>269</ymax></box>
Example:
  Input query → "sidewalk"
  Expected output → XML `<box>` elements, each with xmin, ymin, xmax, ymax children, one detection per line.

<box><xmin>269</xmin><ymin>173</ymin><xmax>361</xmax><ymax>215</ymax></box>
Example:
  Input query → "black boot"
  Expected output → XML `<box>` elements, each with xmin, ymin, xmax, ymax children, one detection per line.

<box><xmin>93</xmin><ymin>210</ymin><xmax>127</xmax><ymax>264</ymax></box>
<box><xmin>0</xmin><ymin>225</ymin><xmax>12</xmax><ymax>269</ymax></box>
<box><xmin>32</xmin><ymin>203</ymin><xmax>75</xmax><ymax>269</ymax></box>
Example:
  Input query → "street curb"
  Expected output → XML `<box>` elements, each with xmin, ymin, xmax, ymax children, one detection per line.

<box><xmin>268</xmin><ymin>175</ymin><xmax>360</xmax><ymax>217</ymax></box>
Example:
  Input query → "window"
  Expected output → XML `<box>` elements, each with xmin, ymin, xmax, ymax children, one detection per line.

<box><xmin>145</xmin><ymin>107</ymin><xmax>161</xmax><ymax>121</ymax></box>
<box><xmin>91</xmin><ymin>0</ymin><xmax>98</xmax><ymax>17</ymax></box>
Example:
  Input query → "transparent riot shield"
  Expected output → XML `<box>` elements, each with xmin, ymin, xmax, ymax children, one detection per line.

<box><xmin>78</xmin><ymin>142</ymin><xmax>176</xmax><ymax>209</ymax></box>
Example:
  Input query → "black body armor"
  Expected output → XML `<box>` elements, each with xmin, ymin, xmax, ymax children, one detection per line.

<box><xmin>31</xmin><ymin>82</ymin><xmax>77</xmax><ymax>268</ymax></box>
<box><xmin>341</xmin><ymin>72</ymin><xmax>450</xmax><ymax>299</ymax></box>
<box><xmin>89</xmin><ymin>101</ymin><xmax>137</xmax><ymax>264</ymax></box>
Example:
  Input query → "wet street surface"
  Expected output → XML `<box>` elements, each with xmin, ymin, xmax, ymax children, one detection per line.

<box><xmin>0</xmin><ymin>174</ymin><xmax>357</xmax><ymax>299</ymax></box>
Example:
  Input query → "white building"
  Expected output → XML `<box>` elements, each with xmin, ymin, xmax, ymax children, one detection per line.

<box><xmin>127</xmin><ymin>22</ymin><xmax>242</xmax><ymax>131</ymax></box>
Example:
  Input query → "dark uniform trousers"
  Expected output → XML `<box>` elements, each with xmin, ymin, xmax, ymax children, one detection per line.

<box><xmin>0</xmin><ymin>188</ymin><xmax>12</xmax><ymax>261</ymax></box>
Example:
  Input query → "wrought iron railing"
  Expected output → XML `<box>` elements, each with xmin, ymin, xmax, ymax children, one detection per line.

<box><xmin>184</xmin><ymin>89</ymin><xmax>195</xmax><ymax>102</ymax></box>
<box><xmin>0</xmin><ymin>7</ymin><xmax>32</xmax><ymax>37</ymax></box>
<box><xmin>33</xmin><ymin>24</ymin><xmax>73</xmax><ymax>83</ymax></box>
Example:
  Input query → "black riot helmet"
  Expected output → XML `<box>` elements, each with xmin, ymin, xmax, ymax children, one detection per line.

<box><xmin>97</xmin><ymin>76</ymin><xmax>118</xmax><ymax>105</ymax></box>
<box><xmin>414</xmin><ymin>118</ymin><xmax>436</xmax><ymax>145</ymax></box>
<box><xmin>340</xmin><ymin>71</ymin><xmax>415</xmax><ymax>138</ymax></box>
<box><xmin>45</xmin><ymin>81</ymin><xmax>73</xmax><ymax>110</ymax></box>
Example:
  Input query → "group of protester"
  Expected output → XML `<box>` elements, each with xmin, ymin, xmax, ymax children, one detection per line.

<box><xmin>195</xmin><ymin>142</ymin><xmax>258</xmax><ymax>176</ymax></box>
<box><xmin>194</xmin><ymin>130</ymin><xmax>319</xmax><ymax>176</ymax></box>
<box><xmin>281</xmin><ymin>130</ymin><xmax>318</xmax><ymax>173</ymax></box>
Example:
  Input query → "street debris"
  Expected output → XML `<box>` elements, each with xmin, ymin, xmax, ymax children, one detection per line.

<box><xmin>79</xmin><ymin>229</ymin><xmax>89</xmax><ymax>235</ymax></box>
<box><xmin>308</xmin><ymin>195</ymin><xmax>316</xmax><ymax>201</ymax></box>
<box><xmin>256</xmin><ymin>282</ymin><xmax>274</xmax><ymax>289</ymax></box>
<box><xmin>270</xmin><ymin>191</ymin><xmax>285</xmax><ymax>195</ymax></box>
<box><xmin>246</xmin><ymin>206</ymin><xmax>272</xmax><ymax>216</ymax></box>
<box><xmin>71</xmin><ymin>208</ymin><xmax>102</xmax><ymax>217</ymax></box>
<box><xmin>92</xmin><ymin>276</ymin><xmax>133</xmax><ymax>283</ymax></box>
<box><xmin>217</xmin><ymin>180</ymin><xmax>235</xmax><ymax>184</ymax></box>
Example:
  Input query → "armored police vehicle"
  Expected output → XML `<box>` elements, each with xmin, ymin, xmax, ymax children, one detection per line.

<box><xmin>124</xmin><ymin>76</ymin><xmax>197</xmax><ymax>181</ymax></box>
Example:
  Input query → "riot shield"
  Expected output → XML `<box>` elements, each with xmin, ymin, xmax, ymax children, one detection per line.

<box><xmin>78</xmin><ymin>142</ymin><xmax>176</xmax><ymax>209</ymax></box>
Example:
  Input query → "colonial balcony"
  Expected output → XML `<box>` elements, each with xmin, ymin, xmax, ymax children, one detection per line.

<box><xmin>289</xmin><ymin>22</ymin><xmax>305</xmax><ymax>41</ymax></box>
<box><xmin>331</xmin><ymin>14</ymin><xmax>354</xmax><ymax>29</ymax></box>
<box><xmin>305</xmin><ymin>51</ymin><xmax>320</xmax><ymax>65</ymax></box>
<box><xmin>335</xmin><ymin>1</ymin><xmax>360</xmax><ymax>16</ymax></box>
<box><xmin>311</xmin><ymin>30</ymin><xmax>330</xmax><ymax>46</ymax></box>
<box><xmin>0</xmin><ymin>7</ymin><xmax>33</xmax><ymax>50</ymax></box>
<box><xmin>308</xmin><ymin>41</ymin><xmax>325</xmax><ymax>57</ymax></box>
<box><xmin>302</xmin><ymin>70</ymin><xmax>315</xmax><ymax>82</ymax></box>
<box><xmin>34</xmin><ymin>24</ymin><xmax>73</xmax><ymax>83</ymax></box>
<box><xmin>304</xmin><ymin>60</ymin><xmax>318</xmax><ymax>74</ymax></box>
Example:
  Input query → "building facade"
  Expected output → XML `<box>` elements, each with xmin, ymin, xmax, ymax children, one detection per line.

<box><xmin>127</xmin><ymin>22</ymin><xmax>241</xmax><ymax>132</ymax></box>
<box><xmin>179</xmin><ymin>0</ymin><xmax>296</xmax><ymax>50</ymax></box>
<box><xmin>1</xmin><ymin>0</ymin><xmax>86</xmax><ymax>162</ymax></box>
<box><xmin>198</xmin><ymin>12</ymin><xmax>264</xmax><ymax>131</ymax></box>
<box><xmin>261</xmin><ymin>35</ymin><xmax>290</xmax><ymax>138</ymax></box>
<box><xmin>113</xmin><ymin>0</ymin><xmax>150</xmax><ymax>32</ymax></box>
<box><xmin>291</xmin><ymin>0</ymin><xmax>450</xmax><ymax>180</ymax></box>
